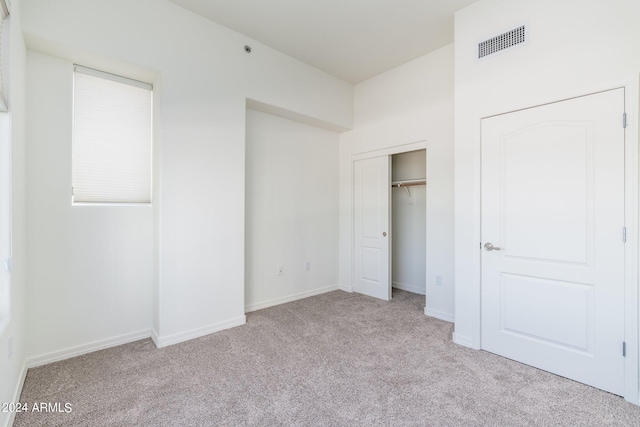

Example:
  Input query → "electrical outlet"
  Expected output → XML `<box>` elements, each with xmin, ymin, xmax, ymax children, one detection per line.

<box><xmin>277</xmin><ymin>265</ymin><xmax>284</xmax><ymax>276</ymax></box>
<box><xmin>435</xmin><ymin>275</ymin><xmax>443</xmax><ymax>286</ymax></box>
<box><xmin>305</xmin><ymin>261</ymin><xmax>311</xmax><ymax>271</ymax></box>
<box><xmin>8</xmin><ymin>336</ymin><xmax>12</xmax><ymax>360</ymax></box>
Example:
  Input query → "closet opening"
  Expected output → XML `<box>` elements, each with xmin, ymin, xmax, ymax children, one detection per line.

<box><xmin>391</xmin><ymin>150</ymin><xmax>426</xmax><ymax>300</ymax></box>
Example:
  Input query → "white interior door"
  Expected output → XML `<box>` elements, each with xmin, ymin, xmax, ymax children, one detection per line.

<box><xmin>481</xmin><ymin>88</ymin><xmax>626</xmax><ymax>395</ymax></box>
<box><xmin>354</xmin><ymin>156</ymin><xmax>391</xmax><ymax>301</ymax></box>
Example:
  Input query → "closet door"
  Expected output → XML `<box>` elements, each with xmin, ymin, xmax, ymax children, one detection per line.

<box><xmin>354</xmin><ymin>156</ymin><xmax>391</xmax><ymax>301</ymax></box>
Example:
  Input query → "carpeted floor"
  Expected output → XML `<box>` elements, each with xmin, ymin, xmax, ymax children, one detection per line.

<box><xmin>14</xmin><ymin>290</ymin><xmax>640</xmax><ymax>426</ymax></box>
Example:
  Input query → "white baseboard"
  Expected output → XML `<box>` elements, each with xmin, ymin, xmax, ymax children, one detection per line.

<box><xmin>424</xmin><ymin>307</ymin><xmax>454</xmax><ymax>323</ymax></box>
<box><xmin>4</xmin><ymin>362</ymin><xmax>27</xmax><ymax>427</ymax></box>
<box><xmin>150</xmin><ymin>328</ymin><xmax>160</xmax><ymax>348</ymax></box>
<box><xmin>338</xmin><ymin>284</ymin><xmax>353</xmax><ymax>293</ymax></box>
<box><xmin>27</xmin><ymin>329</ymin><xmax>152</xmax><ymax>368</ymax></box>
<box><xmin>452</xmin><ymin>332</ymin><xmax>477</xmax><ymax>349</ymax></box>
<box><xmin>154</xmin><ymin>316</ymin><xmax>246</xmax><ymax>348</ymax></box>
<box><xmin>393</xmin><ymin>282</ymin><xmax>426</xmax><ymax>295</ymax></box>
<box><xmin>245</xmin><ymin>284</ymin><xmax>339</xmax><ymax>313</ymax></box>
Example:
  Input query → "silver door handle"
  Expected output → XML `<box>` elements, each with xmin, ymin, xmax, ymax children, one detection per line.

<box><xmin>484</xmin><ymin>243</ymin><xmax>501</xmax><ymax>251</ymax></box>
<box><xmin>382</xmin><ymin>232</ymin><xmax>387</xmax><ymax>237</ymax></box>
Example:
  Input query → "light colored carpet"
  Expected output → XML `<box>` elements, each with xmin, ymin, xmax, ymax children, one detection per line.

<box><xmin>14</xmin><ymin>290</ymin><xmax>640</xmax><ymax>426</ymax></box>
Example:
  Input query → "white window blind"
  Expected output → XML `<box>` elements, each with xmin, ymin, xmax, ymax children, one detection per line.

<box><xmin>72</xmin><ymin>65</ymin><xmax>152</xmax><ymax>204</ymax></box>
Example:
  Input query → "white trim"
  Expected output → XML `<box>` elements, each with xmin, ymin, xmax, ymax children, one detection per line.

<box><xmin>338</xmin><ymin>284</ymin><xmax>353</xmax><ymax>293</ymax></box>
<box><xmin>393</xmin><ymin>281</ymin><xmax>426</xmax><ymax>295</ymax></box>
<box><xmin>469</xmin><ymin>76</ymin><xmax>640</xmax><ymax>404</ymax></box>
<box><xmin>4</xmin><ymin>362</ymin><xmax>27</xmax><ymax>427</ymax></box>
<box><xmin>74</xmin><ymin>64</ymin><xmax>153</xmax><ymax>90</ymax></box>
<box><xmin>72</xmin><ymin>202</ymin><xmax>152</xmax><ymax>207</ymax></box>
<box><xmin>245</xmin><ymin>285</ymin><xmax>339</xmax><ymax>313</ymax></box>
<box><xmin>424</xmin><ymin>307</ymin><xmax>454</xmax><ymax>323</ymax></box>
<box><xmin>622</xmin><ymin>75</ymin><xmax>639</xmax><ymax>405</ymax></box>
<box><xmin>153</xmin><ymin>316</ymin><xmax>246</xmax><ymax>348</ymax></box>
<box><xmin>26</xmin><ymin>329</ymin><xmax>152</xmax><ymax>368</ymax></box>
<box><xmin>452</xmin><ymin>332</ymin><xmax>476</xmax><ymax>349</ymax></box>
<box><xmin>150</xmin><ymin>328</ymin><xmax>160</xmax><ymax>348</ymax></box>
<box><xmin>351</xmin><ymin>140</ymin><xmax>426</xmax><ymax>162</ymax></box>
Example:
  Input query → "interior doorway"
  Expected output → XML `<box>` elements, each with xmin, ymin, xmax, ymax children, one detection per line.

<box><xmin>353</xmin><ymin>148</ymin><xmax>426</xmax><ymax>304</ymax></box>
<box><xmin>391</xmin><ymin>150</ymin><xmax>426</xmax><ymax>298</ymax></box>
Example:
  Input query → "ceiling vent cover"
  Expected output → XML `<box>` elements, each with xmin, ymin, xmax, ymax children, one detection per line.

<box><xmin>478</xmin><ymin>25</ymin><xmax>528</xmax><ymax>59</ymax></box>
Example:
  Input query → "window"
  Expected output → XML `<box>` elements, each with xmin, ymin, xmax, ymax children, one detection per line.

<box><xmin>72</xmin><ymin>65</ymin><xmax>153</xmax><ymax>204</ymax></box>
<box><xmin>0</xmin><ymin>0</ymin><xmax>10</xmax><ymax>333</ymax></box>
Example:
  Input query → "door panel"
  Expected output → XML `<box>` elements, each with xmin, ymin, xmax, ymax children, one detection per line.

<box><xmin>482</xmin><ymin>89</ymin><xmax>625</xmax><ymax>395</ymax></box>
<box><xmin>354</xmin><ymin>156</ymin><xmax>390</xmax><ymax>301</ymax></box>
<box><xmin>360</xmin><ymin>247</ymin><xmax>382</xmax><ymax>282</ymax></box>
<box><xmin>501</xmin><ymin>274</ymin><xmax>593</xmax><ymax>352</ymax></box>
<box><xmin>502</xmin><ymin>123</ymin><xmax>591</xmax><ymax>264</ymax></box>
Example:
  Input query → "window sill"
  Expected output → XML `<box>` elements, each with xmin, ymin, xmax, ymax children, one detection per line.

<box><xmin>72</xmin><ymin>202</ymin><xmax>152</xmax><ymax>207</ymax></box>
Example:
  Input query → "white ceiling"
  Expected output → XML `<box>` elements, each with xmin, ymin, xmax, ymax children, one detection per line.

<box><xmin>169</xmin><ymin>0</ymin><xmax>477</xmax><ymax>83</ymax></box>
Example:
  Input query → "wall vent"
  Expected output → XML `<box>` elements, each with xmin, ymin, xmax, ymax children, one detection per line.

<box><xmin>478</xmin><ymin>25</ymin><xmax>528</xmax><ymax>59</ymax></box>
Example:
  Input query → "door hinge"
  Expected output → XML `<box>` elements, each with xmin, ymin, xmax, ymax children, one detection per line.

<box><xmin>623</xmin><ymin>341</ymin><xmax>626</xmax><ymax>357</ymax></box>
<box><xmin>623</xmin><ymin>112</ymin><xmax>627</xmax><ymax>128</ymax></box>
<box><xmin>4</xmin><ymin>258</ymin><xmax>11</xmax><ymax>273</ymax></box>
<box><xmin>623</xmin><ymin>227</ymin><xmax>627</xmax><ymax>243</ymax></box>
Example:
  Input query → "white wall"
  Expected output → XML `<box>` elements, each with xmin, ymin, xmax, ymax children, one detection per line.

<box><xmin>339</xmin><ymin>44</ymin><xmax>454</xmax><ymax>320</ymax></box>
<box><xmin>392</xmin><ymin>150</ymin><xmax>426</xmax><ymax>295</ymax></box>
<box><xmin>21</xmin><ymin>0</ymin><xmax>353</xmax><ymax>350</ymax></box>
<box><xmin>0</xmin><ymin>1</ymin><xmax>27</xmax><ymax>426</ymax></box>
<box><xmin>454</xmin><ymin>0</ymin><xmax>640</xmax><ymax>343</ymax></box>
<box><xmin>245</xmin><ymin>109</ymin><xmax>339</xmax><ymax>311</ymax></box>
<box><xmin>26</xmin><ymin>52</ymin><xmax>154</xmax><ymax>361</ymax></box>
<box><xmin>453</xmin><ymin>0</ymin><xmax>640</xmax><ymax>402</ymax></box>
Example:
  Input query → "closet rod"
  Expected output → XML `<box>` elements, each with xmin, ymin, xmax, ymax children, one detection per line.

<box><xmin>391</xmin><ymin>179</ymin><xmax>426</xmax><ymax>188</ymax></box>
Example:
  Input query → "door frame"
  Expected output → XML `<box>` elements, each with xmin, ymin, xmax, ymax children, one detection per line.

<box><xmin>464</xmin><ymin>77</ymin><xmax>639</xmax><ymax>404</ymax></box>
<box><xmin>351</xmin><ymin>140</ymin><xmax>427</xmax><ymax>302</ymax></box>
